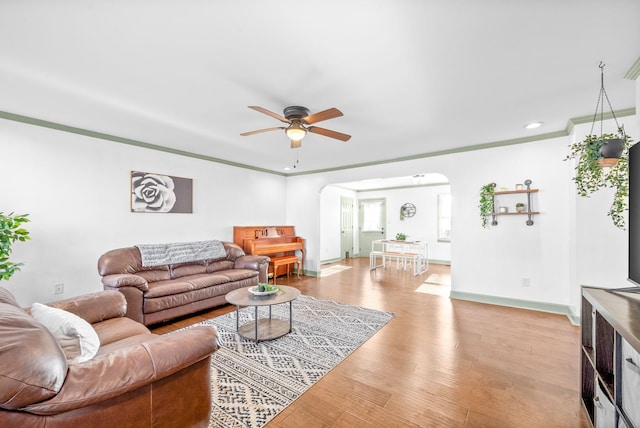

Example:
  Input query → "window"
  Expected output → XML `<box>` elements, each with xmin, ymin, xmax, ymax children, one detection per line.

<box><xmin>438</xmin><ymin>193</ymin><xmax>451</xmax><ymax>242</ymax></box>
<box><xmin>361</xmin><ymin>200</ymin><xmax>385</xmax><ymax>232</ymax></box>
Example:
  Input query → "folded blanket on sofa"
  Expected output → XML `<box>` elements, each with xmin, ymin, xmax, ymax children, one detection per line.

<box><xmin>136</xmin><ymin>240</ymin><xmax>227</xmax><ymax>267</ymax></box>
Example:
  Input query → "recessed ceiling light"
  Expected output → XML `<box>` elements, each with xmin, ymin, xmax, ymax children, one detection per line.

<box><xmin>524</xmin><ymin>122</ymin><xmax>543</xmax><ymax>129</ymax></box>
<box><xmin>284</xmin><ymin>167</ymin><xmax>291</xmax><ymax>171</ymax></box>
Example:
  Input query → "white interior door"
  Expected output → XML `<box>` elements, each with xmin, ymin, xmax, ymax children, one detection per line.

<box><xmin>340</xmin><ymin>196</ymin><xmax>354</xmax><ymax>259</ymax></box>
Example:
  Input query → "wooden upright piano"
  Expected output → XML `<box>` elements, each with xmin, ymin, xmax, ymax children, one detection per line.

<box><xmin>233</xmin><ymin>226</ymin><xmax>305</xmax><ymax>275</ymax></box>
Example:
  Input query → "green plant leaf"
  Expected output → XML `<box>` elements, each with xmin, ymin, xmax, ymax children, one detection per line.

<box><xmin>0</xmin><ymin>212</ymin><xmax>31</xmax><ymax>281</ymax></box>
<box><xmin>478</xmin><ymin>183</ymin><xmax>495</xmax><ymax>228</ymax></box>
<box><xmin>566</xmin><ymin>133</ymin><xmax>633</xmax><ymax>229</ymax></box>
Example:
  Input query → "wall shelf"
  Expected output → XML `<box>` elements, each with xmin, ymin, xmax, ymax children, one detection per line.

<box><xmin>489</xmin><ymin>179</ymin><xmax>538</xmax><ymax>226</ymax></box>
<box><xmin>494</xmin><ymin>189</ymin><xmax>539</xmax><ymax>195</ymax></box>
<box><xmin>492</xmin><ymin>212</ymin><xmax>540</xmax><ymax>216</ymax></box>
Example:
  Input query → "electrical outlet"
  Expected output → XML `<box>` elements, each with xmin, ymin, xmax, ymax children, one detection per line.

<box><xmin>54</xmin><ymin>283</ymin><xmax>64</xmax><ymax>295</ymax></box>
<box><xmin>522</xmin><ymin>278</ymin><xmax>530</xmax><ymax>287</ymax></box>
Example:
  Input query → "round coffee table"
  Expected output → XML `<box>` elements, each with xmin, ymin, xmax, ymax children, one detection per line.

<box><xmin>225</xmin><ymin>285</ymin><xmax>301</xmax><ymax>342</ymax></box>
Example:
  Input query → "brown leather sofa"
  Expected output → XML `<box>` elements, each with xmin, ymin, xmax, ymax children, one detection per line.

<box><xmin>98</xmin><ymin>241</ymin><xmax>269</xmax><ymax>326</ymax></box>
<box><xmin>0</xmin><ymin>287</ymin><xmax>219</xmax><ymax>428</ymax></box>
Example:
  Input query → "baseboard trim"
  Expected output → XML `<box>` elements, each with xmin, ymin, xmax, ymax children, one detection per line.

<box><xmin>449</xmin><ymin>291</ymin><xmax>579</xmax><ymax>325</ymax></box>
<box><xmin>327</xmin><ymin>255</ymin><xmax>450</xmax><ymax>264</ymax></box>
<box><xmin>320</xmin><ymin>257</ymin><xmax>343</xmax><ymax>265</ymax></box>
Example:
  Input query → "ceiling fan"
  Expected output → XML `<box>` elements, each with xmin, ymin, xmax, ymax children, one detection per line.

<box><xmin>240</xmin><ymin>105</ymin><xmax>351</xmax><ymax>148</ymax></box>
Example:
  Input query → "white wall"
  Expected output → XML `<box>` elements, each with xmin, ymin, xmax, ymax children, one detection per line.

<box><xmin>573</xmin><ymin>102</ymin><xmax>640</xmax><ymax>296</ymax></box>
<box><xmin>319</xmin><ymin>185</ymin><xmax>357</xmax><ymax>262</ymax></box>
<box><xmin>3</xmin><ymin>108</ymin><xmax>638</xmax><ymax>320</ymax></box>
<box><xmin>0</xmin><ymin>119</ymin><xmax>287</xmax><ymax>305</ymax></box>
<box><xmin>286</xmin><ymin>114</ymin><xmax>638</xmax><ymax>319</ymax></box>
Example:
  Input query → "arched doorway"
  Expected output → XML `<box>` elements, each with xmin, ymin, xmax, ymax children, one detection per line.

<box><xmin>320</xmin><ymin>173</ymin><xmax>451</xmax><ymax>264</ymax></box>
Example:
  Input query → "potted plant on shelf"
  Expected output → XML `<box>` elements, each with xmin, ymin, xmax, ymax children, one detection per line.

<box><xmin>0</xmin><ymin>212</ymin><xmax>31</xmax><ymax>280</ymax></box>
<box><xmin>515</xmin><ymin>202</ymin><xmax>526</xmax><ymax>213</ymax></box>
<box><xmin>565</xmin><ymin>131</ymin><xmax>634</xmax><ymax>229</ymax></box>
<box><xmin>395</xmin><ymin>233</ymin><xmax>407</xmax><ymax>241</ymax></box>
<box><xmin>479</xmin><ymin>183</ymin><xmax>495</xmax><ymax>228</ymax></box>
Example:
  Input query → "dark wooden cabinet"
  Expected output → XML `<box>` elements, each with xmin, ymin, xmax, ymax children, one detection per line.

<box><xmin>581</xmin><ymin>286</ymin><xmax>640</xmax><ymax>427</ymax></box>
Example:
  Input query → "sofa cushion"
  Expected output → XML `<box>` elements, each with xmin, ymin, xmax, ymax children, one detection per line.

<box><xmin>95</xmin><ymin>332</ymin><xmax>158</xmax><ymax>357</ymax></box>
<box><xmin>145</xmin><ymin>279</ymin><xmax>195</xmax><ymax>298</ymax></box>
<box><xmin>31</xmin><ymin>303</ymin><xmax>100</xmax><ymax>364</ymax></box>
<box><xmin>207</xmin><ymin>259</ymin><xmax>235</xmax><ymax>273</ymax></box>
<box><xmin>0</xmin><ymin>302</ymin><xmax>67</xmax><ymax>409</ymax></box>
<box><xmin>218</xmin><ymin>268</ymin><xmax>260</xmax><ymax>282</ymax></box>
<box><xmin>222</xmin><ymin>242</ymin><xmax>245</xmax><ymax>259</ymax></box>
<box><xmin>185</xmin><ymin>273</ymin><xmax>236</xmax><ymax>290</ymax></box>
<box><xmin>171</xmin><ymin>262</ymin><xmax>207</xmax><ymax>279</ymax></box>
<box><xmin>144</xmin><ymin>283</ymin><xmax>240</xmax><ymax>314</ymax></box>
<box><xmin>92</xmin><ymin>317</ymin><xmax>151</xmax><ymax>346</ymax></box>
<box><xmin>137</xmin><ymin>269</ymin><xmax>171</xmax><ymax>283</ymax></box>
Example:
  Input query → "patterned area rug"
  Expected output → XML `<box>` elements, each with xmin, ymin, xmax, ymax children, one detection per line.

<box><xmin>198</xmin><ymin>295</ymin><xmax>394</xmax><ymax>428</ymax></box>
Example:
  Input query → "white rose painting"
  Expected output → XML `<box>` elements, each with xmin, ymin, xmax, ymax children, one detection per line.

<box><xmin>130</xmin><ymin>171</ymin><xmax>193</xmax><ymax>213</ymax></box>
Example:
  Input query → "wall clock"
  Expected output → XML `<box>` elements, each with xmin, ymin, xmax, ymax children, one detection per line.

<box><xmin>400</xmin><ymin>203</ymin><xmax>416</xmax><ymax>220</ymax></box>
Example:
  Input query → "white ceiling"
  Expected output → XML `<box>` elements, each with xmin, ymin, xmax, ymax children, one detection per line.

<box><xmin>1</xmin><ymin>1</ymin><xmax>639</xmax><ymax>175</ymax></box>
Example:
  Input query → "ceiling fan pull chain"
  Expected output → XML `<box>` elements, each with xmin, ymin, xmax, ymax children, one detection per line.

<box><xmin>293</xmin><ymin>148</ymin><xmax>300</xmax><ymax>169</ymax></box>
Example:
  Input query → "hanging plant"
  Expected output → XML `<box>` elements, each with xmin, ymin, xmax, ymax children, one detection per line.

<box><xmin>566</xmin><ymin>62</ymin><xmax>634</xmax><ymax>229</ymax></box>
<box><xmin>0</xmin><ymin>212</ymin><xmax>31</xmax><ymax>280</ymax></box>
<box><xmin>565</xmin><ymin>132</ymin><xmax>633</xmax><ymax>229</ymax></box>
<box><xmin>479</xmin><ymin>183</ymin><xmax>495</xmax><ymax>228</ymax></box>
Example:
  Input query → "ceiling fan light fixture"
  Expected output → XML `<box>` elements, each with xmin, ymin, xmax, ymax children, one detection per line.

<box><xmin>242</xmin><ymin>105</ymin><xmax>351</xmax><ymax>149</ymax></box>
<box><xmin>285</xmin><ymin>121</ymin><xmax>307</xmax><ymax>141</ymax></box>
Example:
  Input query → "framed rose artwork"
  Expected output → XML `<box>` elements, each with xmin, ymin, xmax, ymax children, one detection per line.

<box><xmin>130</xmin><ymin>171</ymin><xmax>193</xmax><ymax>213</ymax></box>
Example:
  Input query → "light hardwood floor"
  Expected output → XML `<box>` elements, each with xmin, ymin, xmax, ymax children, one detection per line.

<box><xmin>151</xmin><ymin>257</ymin><xmax>590</xmax><ymax>428</ymax></box>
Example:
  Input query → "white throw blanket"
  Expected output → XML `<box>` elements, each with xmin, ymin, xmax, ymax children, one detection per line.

<box><xmin>136</xmin><ymin>240</ymin><xmax>227</xmax><ymax>267</ymax></box>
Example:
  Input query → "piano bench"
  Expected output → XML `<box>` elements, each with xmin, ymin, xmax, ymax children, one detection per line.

<box><xmin>269</xmin><ymin>255</ymin><xmax>301</xmax><ymax>283</ymax></box>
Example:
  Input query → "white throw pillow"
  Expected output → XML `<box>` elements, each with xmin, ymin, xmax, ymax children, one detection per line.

<box><xmin>31</xmin><ymin>302</ymin><xmax>100</xmax><ymax>364</ymax></box>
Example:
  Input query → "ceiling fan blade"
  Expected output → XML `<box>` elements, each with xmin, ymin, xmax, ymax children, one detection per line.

<box><xmin>240</xmin><ymin>127</ymin><xmax>284</xmax><ymax>136</ymax></box>
<box><xmin>290</xmin><ymin>139</ymin><xmax>302</xmax><ymax>149</ymax></box>
<box><xmin>248</xmin><ymin>106</ymin><xmax>290</xmax><ymax>123</ymax></box>
<box><xmin>302</xmin><ymin>107</ymin><xmax>343</xmax><ymax>124</ymax></box>
<box><xmin>308</xmin><ymin>126</ymin><xmax>351</xmax><ymax>142</ymax></box>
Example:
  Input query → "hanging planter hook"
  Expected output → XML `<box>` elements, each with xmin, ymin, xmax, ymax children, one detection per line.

<box><xmin>589</xmin><ymin>61</ymin><xmax>624</xmax><ymax>138</ymax></box>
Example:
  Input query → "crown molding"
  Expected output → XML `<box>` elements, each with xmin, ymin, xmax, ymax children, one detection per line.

<box><xmin>625</xmin><ymin>56</ymin><xmax>640</xmax><ymax>80</ymax></box>
<box><xmin>0</xmin><ymin>110</ymin><xmax>286</xmax><ymax>176</ymax></box>
<box><xmin>0</xmin><ymin>107</ymin><xmax>636</xmax><ymax>178</ymax></box>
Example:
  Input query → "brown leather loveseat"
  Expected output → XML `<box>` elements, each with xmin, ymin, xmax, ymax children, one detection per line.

<box><xmin>0</xmin><ymin>287</ymin><xmax>219</xmax><ymax>427</ymax></box>
<box><xmin>97</xmin><ymin>240</ymin><xmax>269</xmax><ymax>326</ymax></box>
